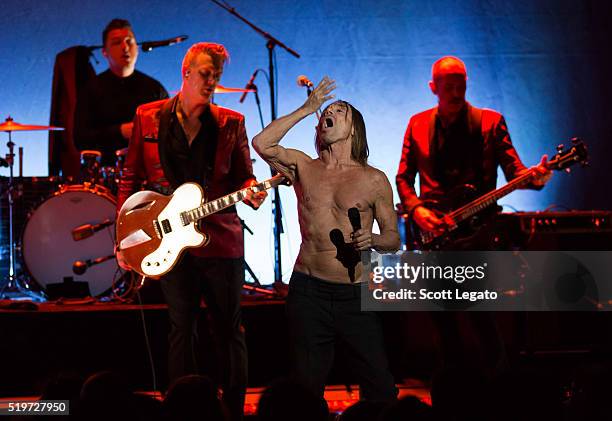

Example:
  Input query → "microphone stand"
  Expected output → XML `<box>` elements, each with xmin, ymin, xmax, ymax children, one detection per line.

<box><xmin>211</xmin><ymin>0</ymin><xmax>301</xmax><ymax>285</ymax></box>
<box><xmin>252</xmin><ymin>83</ymin><xmax>266</xmax><ymax>131</ymax></box>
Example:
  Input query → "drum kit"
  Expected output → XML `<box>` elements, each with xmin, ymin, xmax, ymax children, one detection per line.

<box><xmin>0</xmin><ymin>116</ymin><xmax>123</xmax><ymax>301</ymax></box>
<box><xmin>0</xmin><ymin>84</ymin><xmax>258</xmax><ymax>301</ymax></box>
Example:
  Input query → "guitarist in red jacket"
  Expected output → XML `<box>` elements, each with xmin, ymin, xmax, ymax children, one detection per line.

<box><xmin>396</xmin><ymin>56</ymin><xmax>552</xmax><ymax>245</ymax></box>
<box><xmin>395</xmin><ymin>56</ymin><xmax>552</xmax><ymax>379</ymax></box>
<box><xmin>117</xmin><ymin>42</ymin><xmax>266</xmax><ymax>420</ymax></box>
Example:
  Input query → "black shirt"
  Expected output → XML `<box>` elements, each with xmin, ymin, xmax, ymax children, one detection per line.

<box><xmin>75</xmin><ymin>69</ymin><xmax>168</xmax><ymax>166</ymax></box>
<box><xmin>166</xmin><ymin>103</ymin><xmax>218</xmax><ymax>190</ymax></box>
<box><xmin>432</xmin><ymin>107</ymin><xmax>483</xmax><ymax>193</ymax></box>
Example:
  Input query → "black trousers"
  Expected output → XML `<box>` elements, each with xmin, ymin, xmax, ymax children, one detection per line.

<box><xmin>286</xmin><ymin>272</ymin><xmax>397</xmax><ymax>402</ymax></box>
<box><xmin>160</xmin><ymin>255</ymin><xmax>247</xmax><ymax>420</ymax></box>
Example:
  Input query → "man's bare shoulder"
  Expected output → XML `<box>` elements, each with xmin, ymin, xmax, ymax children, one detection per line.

<box><xmin>362</xmin><ymin>165</ymin><xmax>394</xmax><ymax>198</ymax></box>
<box><xmin>288</xmin><ymin>148</ymin><xmax>313</xmax><ymax>164</ymax></box>
<box><xmin>364</xmin><ymin>165</ymin><xmax>391</xmax><ymax>185</ymax></box>
<box><xmin>270</xmin><ymin>148</ymin><xmax>313</xmax><ymax>183</ymax></box>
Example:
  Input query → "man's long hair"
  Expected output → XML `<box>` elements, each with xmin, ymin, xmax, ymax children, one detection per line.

<box><xmin>315</xmin><ymin>100</ymin><xmax>369</xmax><ymax>166</ymax></box>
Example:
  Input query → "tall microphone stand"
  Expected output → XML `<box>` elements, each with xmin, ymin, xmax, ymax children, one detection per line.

<box><xmin>252</xmin><ymin>82</ymin><xmax>266</xmax><ymax>131</ymax></box>
<box><xmin>211</xmin><ymin>0</ymin><xmax>300</xmax><ymax>285</ymax></box>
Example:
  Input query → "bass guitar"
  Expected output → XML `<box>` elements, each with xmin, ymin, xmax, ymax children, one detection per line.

<box><xmin>410</xmin><ymin>138</ymin><xmax>588</xmax><ymax>250</ymax></box>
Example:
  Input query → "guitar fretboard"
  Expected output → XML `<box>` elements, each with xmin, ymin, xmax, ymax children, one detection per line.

<box><xmin>419</xmin><ymin>141</ymin><xmax>587</xmax><ymax>245</ymax></box>
<box><xmin>449</xmin><ymin>169</ymin><xmax>535</xmax><ymax>223</ymax></box>
<box><xmin>180</xmin><ymin>175</ymin><xmax>284</xmax><ymax>225</ymax></box>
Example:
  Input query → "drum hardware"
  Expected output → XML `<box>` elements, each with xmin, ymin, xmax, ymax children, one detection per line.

<box><xmin>0</xmin><ymin>116</ymin><xmax>63</xmax><ymax>299</ymax></box>
<box><xmin>79</xmin><ymin>149</ymin><xmax>126</xmax><ymax>195</ymax></box>
<box><xmin>239</xmin><ymin>218</ymin><xmax>277</xmax><ymax>297</ymax></box>
<box><xmin>72</xmin><ymin>219</ymin><xmax>114</xmax><ymax>241</ymax></box>
<box><xmin>169</xmin><ymin>84</ymin><xmax>256</xmax><ymax>96</ymax></box>
<box><xmin>0</xmin><ymin>116</ymin><xmax>135</xmax><ymax>301</ymax></box>
<box><xmin>213</xmin><ymin>84</ymin><xmax>256</xmax><ymax>94</ymax></box>
<box><xmin>80</xmin><ymin>149</ymin><xmax>102</xmax><ymax>184</ymax></box>
<box><xmin>72</xmin><ymin>254</ymin><xmax>115</xmax><ymax>275</ymax></box>
<box><xmin>46</xmin><ymin>276</ymin><xmax>92</xmax><ymax>300</ymax></box>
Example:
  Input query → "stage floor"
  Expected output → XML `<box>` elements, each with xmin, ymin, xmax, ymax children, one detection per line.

<box><xmin>2</xmin><ymin>290</ymin><xmax>611</xmax><ymax>406</ymax></box>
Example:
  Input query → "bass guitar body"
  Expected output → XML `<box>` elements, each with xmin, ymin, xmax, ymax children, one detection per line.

<box><xmin>409</xmin><ymin>139</ymin><xmax>588</xmax><ymax>250</ymax></box>
<box><xmin>411</xmin><ymin>185</ymin><xmax>499</xmax><ymax>250</ymax></box>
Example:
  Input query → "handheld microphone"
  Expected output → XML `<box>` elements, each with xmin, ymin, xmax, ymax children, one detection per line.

<box><xmin>72</xmin><ymin>219</ymin><xmax>114</xmax><ymax>241</ymax></box>
<box><xmin>141</xmin><ymin>35</ymin><xmax>188</xmax><ymax>52</ymax></box>
<box><xmin>296</xmin><ymin>75</ymin><xmax>314</xmax><ymax>88</ymax></box>
<box><xmin>239</xmin><ymin>69</ymin><xmax>259</xmax><ymax>103</ymax></box>
<box><xmin>348</xmin><ymin>207</ymin><xmax>361</xmax><ymax>231</ymax></box>
<box><xmin>348</xmin><ymin>207</ymin><xmax>370</xmax><ymax>267</ymax></box>
<box><xmin>297</xmin><ymin>75</ymin><xmax>320</xmax><ymax>119</ymax></box>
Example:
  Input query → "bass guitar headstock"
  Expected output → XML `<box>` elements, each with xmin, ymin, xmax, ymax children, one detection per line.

<box><xmin>548</xmin><ymin>137</ymin><xmax>588</xmax><ymax>172</ymax></box>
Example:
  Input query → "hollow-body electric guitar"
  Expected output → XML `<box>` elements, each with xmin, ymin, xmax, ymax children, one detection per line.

<box><xmin>116</xmin><ymin>174</ymin><xmax>288</xmax><ymax>277</ymax></box>
<box><xmin>411</xmin><ymin>139</ymin><xmax>588</xmax><ymax>250</ymax></box>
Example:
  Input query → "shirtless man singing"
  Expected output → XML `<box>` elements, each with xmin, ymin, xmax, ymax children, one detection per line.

<box><xmin>252</xmin><ymin>77</ymin><xmax>399</xmax><ymax>402</ymax></box>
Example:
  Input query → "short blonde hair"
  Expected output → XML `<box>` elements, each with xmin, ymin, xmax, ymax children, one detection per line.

<box><xmin>181</xmin><ymin>42</ymin><xmax>230</xmax><ymax>76</ymax></box>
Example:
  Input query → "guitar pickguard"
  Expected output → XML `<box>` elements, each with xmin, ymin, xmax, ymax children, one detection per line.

<box><xmin>139</xmin><ymin>183</ymin><xmax>207</xmax><ymax>276</ymax></box>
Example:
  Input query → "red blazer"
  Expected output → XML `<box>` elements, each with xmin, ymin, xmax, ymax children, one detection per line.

<box><xmin>396</xmin><ymin>104</ymin><xmax>529</xmax><ymax>213</ymax></box>
<box><xmin>117</xmin><ymin>96</ymin><xmax>256</xmax><ymax>258</ymax></box>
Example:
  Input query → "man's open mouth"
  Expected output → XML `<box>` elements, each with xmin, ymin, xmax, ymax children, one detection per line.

<box><xmin>324</xmin><ymin>118</ymin><xmax>333</xmax><ymax>128</ymax></box>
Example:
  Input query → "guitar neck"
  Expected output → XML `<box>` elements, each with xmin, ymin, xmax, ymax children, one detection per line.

<box><xmin>449</xmin><ymin>168</ymin><xmax>536</xmax><ymax>223</ymax></box>
<box><xmin>182</xmin><ymin>175</ymin><xmax>285</xmax><ymax>224</ymax></box>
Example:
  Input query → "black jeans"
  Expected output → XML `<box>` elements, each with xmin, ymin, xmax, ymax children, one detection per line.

<box><xmin>160</xmin><ymin>255</ymin><xmax>247</xmax><ymax>420</ymax></box>
<box><xmin>286</xmin><ymin>272</ymin><xmax>397</xmax><ymax>402</ymax></box>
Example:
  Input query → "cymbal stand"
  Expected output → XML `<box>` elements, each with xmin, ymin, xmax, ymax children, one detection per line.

<box><xmin>0</xmin><ymin>130</ymin><xmax>20</xmax><ymax>297</ymax></box>
<box><xmin>240</xmin><ymin>218</ymin><xmax>276</xmax><ymax>297</ymax></box>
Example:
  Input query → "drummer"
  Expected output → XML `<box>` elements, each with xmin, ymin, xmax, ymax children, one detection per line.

<box><xmin>74</xmin><ymin>18</ymin><xmax>169</xmax><ymax>166</ymax></box>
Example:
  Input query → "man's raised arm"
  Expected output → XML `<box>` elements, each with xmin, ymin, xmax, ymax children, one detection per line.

<box><xmin>252</xmin><ymin>77</ymin><xmax>335</xmax><ymax>180</ymax></box>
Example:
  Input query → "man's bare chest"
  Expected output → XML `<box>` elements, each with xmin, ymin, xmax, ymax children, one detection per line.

<box><xmin>297</xmin><ymin>166</ymin><xmax>372</xmax><ymax>212</ymax></box>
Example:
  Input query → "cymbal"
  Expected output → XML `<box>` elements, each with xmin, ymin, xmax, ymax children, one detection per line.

<box><xmin>172</xmin><ymin>85</ymin><xmax>256</xmax><ymax>95</ymax></box>
<box><xmin>0</xmin><ymin>116</ymin><xmax>64</xmax><ymax>132</ymax></box>
<box><xmin>214</xmin><ymin>84</ymin><xmax>256</xmax><ymax>94</ymax></box>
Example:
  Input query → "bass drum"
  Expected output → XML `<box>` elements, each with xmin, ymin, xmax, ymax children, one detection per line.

<box><xmin>22</xmin><ymin>184</ymin><xmax>118</xmax><ymax>297</ymax></box>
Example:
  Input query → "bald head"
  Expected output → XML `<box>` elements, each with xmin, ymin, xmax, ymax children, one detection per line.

<box><xmin>431</xmin><ymin>56</ymin><xmax>467</xmax><ymax>81</ymax></box>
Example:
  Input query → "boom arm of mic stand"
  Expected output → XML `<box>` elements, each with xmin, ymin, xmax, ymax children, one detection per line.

<box><xmin>209</xmin><ymin>0</ymin><xmax>300</xmax><ymax>58</ymax></box>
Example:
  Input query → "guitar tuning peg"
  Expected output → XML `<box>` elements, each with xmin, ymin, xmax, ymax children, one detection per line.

<box><xmin>557</xmin><ymin>144</ymin><xmax>564</xmax><ymax>153</ymax></box>
<box><xmin>565</xmin><ymin>168</ymin><xmax>571</xmax><ymax>173</ymax></box>
<box><xmin>571</xmin><ymin>137</ymin><xmax>580</xmax><ymax>145</ymax></box>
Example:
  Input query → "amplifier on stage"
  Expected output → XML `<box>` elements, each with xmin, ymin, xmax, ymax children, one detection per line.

<box><xmin>496</xmin><ymin>211</ymin><xmax>612</xmax><ymax>250</ymax></box>
<box><xmin>512</xmin><ymin>211</ymin><xmax>612</xmax><ymax>234</ymax></box>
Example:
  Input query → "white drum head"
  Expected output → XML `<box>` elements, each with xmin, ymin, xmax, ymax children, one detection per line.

<box><xmin>22</xmin><ymin>186</ymin><xmax>118</xmax><ymax>297</ymax></box>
